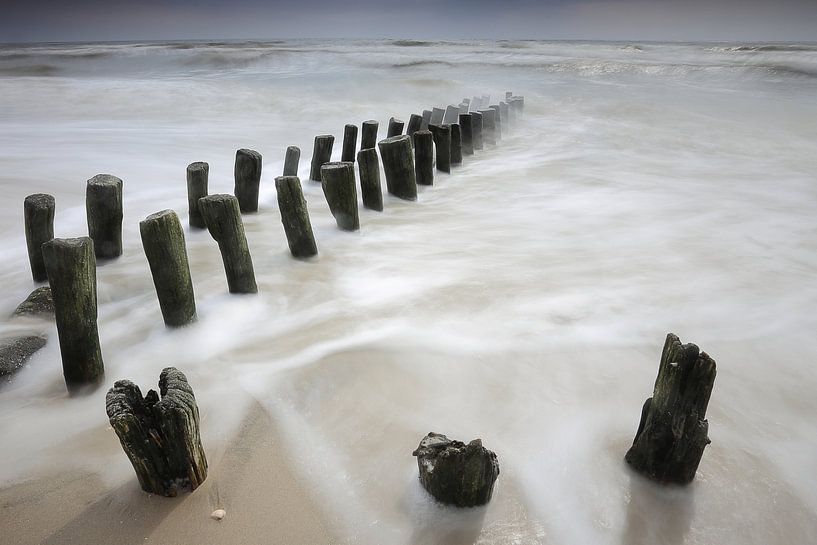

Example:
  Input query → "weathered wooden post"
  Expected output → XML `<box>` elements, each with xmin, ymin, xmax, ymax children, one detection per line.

<box><xmin>309</xmin><ymin>135</ymin><xmax>334</xmax><ymax>182</ymax></box>
<box><xmin>361</xmin><ymin>120</ymin><xmax>379</xmax><ymax>150</ymax></box>
<box><xmin>430</xmin><ymin>107</ymin><xmax>445</xmax><ymax>126</ymax></box>
<box><xmin>450</xmin><ymin>124</ymin><xmax>463</xmax><ymax>165</ymax></box>
<box><xmin>342</xmin><ymin>124</ymin><xmax>358</xmax><ymax>162</ymax></box>
<box><xmin>42</xmin><ymin>237</ymin><xmax>104</xmax><ymax>394</ymax></box>
<box><xmin>275</xmin><ymin>175</ymin><xmax>317</xmax><ymax>258</ymax></box>
<box><xmin>186</xmin><ymin>162</ymin><xmax>208</xmax><ymax>229</ymax></box>
<box><xmin>499</xmin><ymin>102</ymin><xmax>510</xmax><ymax>129</ymax></box>
<box><xmin>284</xmin><ymin>146</ymin><xmax>300</xmax><ymax>176</ymax></box>
<box><xmin>86</xmin><ymin>174</ymin><xmax>123</xmax><ymax>259</ymax></box>
<box><xmin>320</xmin><ymin>162</ymin><xmax>359</xmax><ymax>232</ymax></box>
<box><xmin>470</xmin><ymin>96</ymin><xmax>480</xmax><ymax>111</ymax></box>
<box><xmin>378</xmin><ymin>135</ymin><xmax>417</xmax><ymax>201</ymax></box>
<box><xmin>625</xmin><ymin>333</ymin><xmax>717</xmax><ymax>484</ymax></box>
<box><xmin>139</xmin><ymin>210</ymin><xmax>196</xmax><ymax>327</ymax></box>
<box><xmin>458</xmin><ymin>103</ymin><xmax>469</xmax><ymax>115</ymax></box>
<box><xmin>413</xmin><ymin>432</ymin><xmax>500</xmax><ymax>507</ymax></box>
<box><xmin>428</xmin><ymin>124</ymin><xmax>451</xmax><ymax>173</ymax></box>
<box><xmin>106</xmin><ymin>367</ymin><xmax>207</xmax><ymax>497</ymax></box>
<box><xmin>357</xmin><ymin>148</ymin><xmax>383</xmax><ymax>212</ymax></box>
<box><xmin>198</xmin><ymin>194</ymin><xmax>257</xmax><ymax>294</ymax></box>
<box><xmin>24</xmin><ymin>193</ymin><xmax>55</xmax><ymax>282</ymax></box>
<box><xmin>479</xmin><ymin>109</ymin><xmax>497</xmax><ymax>146</ymax></box>
<box><xmin>443</xmin><ymin>105</ymin><xmax>460</xmax><ymax>124</ymax></box>
<box><xmin>511</xmin><ymin>96</ymin><xmax>524</xmax><ymax>117</ymax></box>
<box><xmin>489</xmin><ymin>105</ymin><xmax>502</xmax><ymax>140</ymax></box>
<box><xmin>459</xmin><ymin>113</ymin><xmax>474</xmax><ymax>156</ymax></box>
<box><xmin>406</xmin><ymin>114</ymin><xmax>423</xmax><ymax>136</ymax></box>
<box><xmin>505</xmin><ymin>91</ymin><xmax>513</xmax><ymax>101</ymax></box>
<box><xmin>234</xmin><ymin>148</ymin><xmax>262</xmax><ymax>213</ymax></box>
<box><xmin>413</xmin><ymin>130</ymin><xmax>434</xmax><ymax>186</ymax></box>
<box><xmin>471</xmin><ymin>111</ymin><xmax>484</xmax><ymax>151</ymax></box>
<box><xmin>387</xmin><ymin>117</ymin><xmax>405</xmax><ymax>137</ymax></box>
<box><xmin>420</xmin><ymin>110</ymin><xmax>432</xmax><ymax>130</ymax></box>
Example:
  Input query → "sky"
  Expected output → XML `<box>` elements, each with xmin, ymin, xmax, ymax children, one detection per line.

<box><xmin>1</xmin><ymin>0</ymin><xmax>816</xmax><ymax>43</ymax></box>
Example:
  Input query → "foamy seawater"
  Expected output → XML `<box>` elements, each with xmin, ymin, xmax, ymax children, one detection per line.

<box><xmin>1</xmin><ymin>40</ymin><xmax>816</xmax><ymax>544</ymax></box>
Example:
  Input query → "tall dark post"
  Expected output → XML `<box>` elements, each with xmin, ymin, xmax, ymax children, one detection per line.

<box><xmin>275</xmin><ymin>176</ymin><xmax>317</xmax><ymax>258</ymax></box>
<box><xmin>428</xmin><ymin>124</ymin><xmax>451</xmax><ymax>174</ymax></box>
<box><xmin>378</xmin><ymin>135</ymin><xmax>417</xmax><ymax>201</ymax></box>
<box><xmin>342</xmin><ymin>124</ymin><xmax>358</xmax><ymax>162</ymax></box>
<box><xmin>450</xmin><ymin>124</ymin><xmax>463</xmax><ymax>166</ymax></box>
<box><xmin>309</xmin><ymin>135</ymin><xmax>335</xmax><ymax>182</ymax></box>
<box><xmin>430</xmin><ymin>107</ymin><xmax>445</xmax><ymax>126</ymax></box>
<box><xmin>459</xmin><ymin>113</ymin><xmax>474</xmax><ymax>156</ymax></box>
<box><xmin>471</xmin><ymin>111</ymin><xmax>484</xmax><ymax>151</ymax></box>
<box><xmin>284</xmin><ymin>146</ymin><xmax>300</xmax><ymax>176</ymax></box>
<box><xmin>139</xmin><ymin>210</ymin><xmax>196</xmax><ymax>327</ymax></box>
<box><xmin>443</xmin><ymin>105</ymin><xmax>459</xmax><ymax>124</ymax></box>
<box><xmin>499</xmin><ymin>102</ymin><xmax>510</xmax><ymax>129</ymax></box>
<box><xmin>86</xmin><ymin>174</ymin><xmax>123</xmax><ymax>259</ymax></box>
<box><xmin>406</xmin><ymin>114</ymin><xmax>423</xmax><ymax>136</ymax></box>
<box><xmin>413</xmin><ymin>130</ymin><xmax>434</xmax><ymax>186</ymax></box>
<box><xmin>24</xmin><ymin>193</ymin><xmax>55</xmax><ymax>282</ymax></box>
<box><xmin>234</xmin><ymin>148</ymin><xmax>262</xmax><ymax>213</ymax></box>
<box><xmin>198</xmin><ymin>194</ymin><xmax>257</xmax><ymax>294</ymax></box>
<box><xmin>357</xmin><ymin>148</ymin><xmax>383</xmax><ymax>212</ymax></box>
<box><xmin>321</xmin><ymin>162</ymin><xmax>359</xmax><ymax>232</ymax></box>
<box><xmin>387</xmin><ymin>117</ymin><xmax>405</xmax><ymax>137</ymax></box>
<box><xmin>42</xmin><ymin>237</ymin><xmax>104</xmax><ymax>394</ymax></box>
<box><xmin>361</xmin><ymin>120</ymin><xmax>379</xmax><ymax>150</ymax></box>
<box><xmin>186</xmin><ymin>162</ymin><xmax>208</xmax><ymax>229</ymax></box>
<box><xmin>479</xmin><ymin>109</ymin><xmax>497</xmax><ymax>146</ymax></box>
<box><xmin>421</xmin><ymin>110</ymin><xmax>432</xmax><ymax>130</ymax></box>
<box><xmin>489</xmin><ymin>105</ymin><xmax>502</xmax><ymax>140</ymax></box>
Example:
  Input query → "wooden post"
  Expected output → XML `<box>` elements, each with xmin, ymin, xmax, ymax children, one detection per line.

<box><xmin>275</xmin><ymin>175</ymin><xmax>317</xmax><ymax>258</ymax></box>
<box><xmin>361</xmin><ymin>120</ymin><xmax>379</xmax><ymax>150</ymax></box>
<box><xmin>413</xmin><ymin>130</ymin><xmax>434</xmax><ymax>186</ymax></box>
<box><xmin>342</xmin><ymin>124</ymin><xmax>358</xmax><ymax>162</ymax></box>
<box><xmin>284</xmin><ymin>146</ymin><xmax>300</xmax><ymax>176</ymax></box>
<box><xmin>428</xmin><ymin>124</ymin><xmax>451</xmax><ymax>173</ymax></box>
<box><xmin>459</xmin><ymin>113</ymin><xmax>474</xmax><ymax>156</ymax></box>
<box><xmin>430</xmin><ymin>107</ymin><xmax>445</xmax><ymax>126</ymax></box>
<box><xmin>387</xmin><ymin>117</ymin><xmax>405</xmax><ymax>137</ymax></box>
<box><xmin>42</xmin><ymin>237</ymin><xmax>104</xmax><ymax>394</ymax></box>
<box><xmin>489</xmin><ymin>105</ymin><xmax>502</xmax><ymax>140</ymax></box>
<box><xmin>357</xmin><ymin>148</ymin><xmax>383</xmax><ymax>212</ymax></box>
<box><xmin>378</xmin><ymin>135</ymin><xmax>417</xmax><ymax>201</ymax></box>
<box><xmin>471</xmin><ymin>111</ymin><xmax>484</xmax><ymax>151</ymax></box>
<box><xmin>450</xmin><ymin>124</ymin><xmax>463</xmax><ymax>166</ymax></box>
<box><xmin>458</xmin><ymin>103</ymin><xmax>469</xmax><ymax>115</ymax></box>
<box><xmin>443</xmin><ymin>105</ymin><xmax>459</xmax><ymax>124</ymax></box>
<box><xmin>420</xmin><ymin>110</ymin><xmax>432</xmax><ymax>130</ymax></box>
<box><xmin>86</xmin><ymin>174</ymin><xmax>123</xmax><ymax>259</ymax></box>
<box><xmin>309</xmin><ymin>135</ymin><xmax>334</xmax><ymax>182</ymax></box>
<box><xmin>234</xmin><ymin>148</ymin><xmax>262</xmax><ymax>213</ymax></box>
<box><xmin>320</xmin><ymin>162</ymin><xmax>359</xmax><ymax>232</ymax></box>
<box><xmin>139</xmin><ymin>210</ymin><xmax>196</xmax><ymax>327</ymax></box>
<box><xmin>198</xmin><ymin>194</ymin><xmax>257</xmax><ymax>294</ymax></box>
<box><xmin>500</xmin><ymin>102</ymin><xmax>510</xmax><ymax>129</ymax></box>
<box><xmin>106</xmin><ymin>367</ymin><xmax>207</xmax><ymax>497</ymax></box>
<box><xmin>625</xmin><ymin>333</ymin><xmax>717</xmax><ymax>484</ymax></box>
<box><xmin>505</xmin><ymin>91</ymin><xmax>513</xmax><ymax>101</ymax></box>
<box><xmin>186</xmin><ymin>162</ymin><xmax>208</xmax><ymax>229</ymax></box>
<box><xmin>479</xmin><ymin>109</ymin><xmax>497</xmax><ymax>146</ymax></box>
<box><xmin>406</xmin><ymin>114</ymin><xmax>423</xmax><ymax>136</ymax></box>
<box><xmin>24</xmin><ymin>193</ymin><xmax>55</xmax><ymax>282</ymax></box>
<box><xmin>470</xmin><ymin>96</ymin><xmax>480</xmax><ymax>111</ymax></box>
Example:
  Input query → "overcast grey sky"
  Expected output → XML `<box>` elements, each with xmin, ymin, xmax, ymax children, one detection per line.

<box><xmin>1</xmin><ymin>0</ymin><xmax>816</xmax><ymax>43</ymax></box>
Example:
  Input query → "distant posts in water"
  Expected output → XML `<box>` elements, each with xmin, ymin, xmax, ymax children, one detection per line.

<box><xmin>420</xmin><ymin>110</ymin><xmax>432</xmax><ymax>130</ymax></box>
<box><xmin>378</xmin><ymin>135</ymin><xmax>417</xmax><ymax>201</ymax></box>
<box><xmin>106</xmin><ymin>367</ymin><xmax>208</xmax><ymax>497</ymax></box>
<box><xmin>321</xmin><ymin>162</ymin><xmax>359</xmax><ymax>231</ymax></box>
<box><xmin>198</xmin><ymin>194</ymin><xmax>257</xmax><ymax>294</ymax></box>
<box><xmin>139</xmin><ymin>210</ymin><xmax>196</xmax><ymax>327</ymax></box>
<box><xmin>430</xmin><ymin>107</ymin><xmax>445</xmax><ymax>126</ymax></box>
<box><xmin>275</xmin><ymin>175</ymin><xmax>317</xmax><ymax>258</ymax></box>
<box><xmin>284</xmin><ymin>146</ymin><xmax>301</xmax><ymax>176</ymax></box>
<box><xmin>360</xmin><ymin>120</ymin><xmax>379</xmax><ymax>150</ymax></box>
<box><xmin>234</xmin><ymin>149</ymin><xmax>262</xmax><ymax>213</ymax></box>
<box><xmin>387</xmin><ymin>117</ymin><xmax>405</xmax><ymax>137</ymax></box>
<box><xmin>413</xmin><ymin>130</ymin><xmax>434</xmax><ymax>186</ymax></box>
<box><xmin>625</xmin><ymin>333</ymin><xmax>717</xmax><ymax>484</ymax></box>
<box><xmin>406</xmin><ymin>114</ymin><xmax>423</xmax><ymax>136</ymax></box>
<box><xmin>471</xmin><ymin>111</ymin><xmax>484</xmax><ymax>151</ymax></box>
<box><xmin>342</xmin><ymin>124</ymin><xmax>358</xmax><ymax>162</ymax></box>
<box><xmin>479</xmin><ymin>109</ymin><xmax>497</xmax><ymax>146</ymax></box>
<box><xmin>428</xmin><ymin>124</ymin><xmax>451</xmax><ymax>174</ymax></box>
<box><xmin>24</xmin><ymin>193</ymin><xmax>55</xmax><ymax>282</ymax></box>
<box><xmin>443</xmin><ymin>105</ymin><xmax>459</xmax><ymax>124</ymax></box>
<box><xmin>186</xmin><ymin>162</ymin><xmax>209</xmax><ymax>229</ymax></box>
<box><xmin>450</xmin><ymin>124</ymin><xmax>463</xmax><ymax>166</ymax></box>
<box><xmin>499</xmin><ymin>102</ymin><xmax>510</xmax><ymax>129</ymax></box>
<box><xmin>309</xmin><ymin>135</ymin><xmax>335</xmax><ymax>182</ymax></box>
<box><xmin>86</xmin><ymin>174</ymin><xmax>123</xmax><ymax>259</ymax></box>
<box><xmin>459</xmin><ymin>113</ymin><xmax>474</xmax><ymax>156</ymax></box>
<box><xmin>357</xmin><ymin>148</ymin><xmax>384</xmax><ymax>212</ymax></box>
<box><xmin>489</xmin><ymin>105</ymin><xmax>502</xmax><ymax>140</ymax></box>
<box><xmin>42</xmin><ymin>237</ymin><xmax>104</xmax><ymax>394</ymax></box>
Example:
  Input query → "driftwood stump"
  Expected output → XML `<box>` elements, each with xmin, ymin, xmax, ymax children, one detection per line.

<box><xmin>106</xmin><ymin>367</ymin><xmax>208</xmax><ymax>497</ymax></box>
<box><xmin>361</xmin><ymin>120</ymin><xmax>379</xmax><ymax>150</ymax></box>
<box><xmin>309</xmin><ymin>135</ymin><xmax>334</xmax><ymax>182</ymax></box>
<box><xmin>198</xmin><ymin>194</ymin><xmax>257</xmax><ymax>294</ymax></box>
<box><xmin>86</xmin><ymin>174</ymin><xmax>123</xmax><ymax>259</ymax></box>
<box><xmin>284</xmin><ymin>146</ymin><xmax>301</xmax><ymax>176</ymax></box>
<box><xmin>378</xmin><ymin>135</ymin><xmax>417</xmax><ymax>201</ymax></box>
<box><xmin>625</xmin><ymin>333</ymin><xmax>717</xmax><ymax>484</ymax></box>
<box><xmin>234</xmin><ymin>149</ymin><xmax>262</xmax><ymax>213</ymax></box>
<box><xmin>275</xmin><ymin>175</ymin><xmax>317</xmax><ymax>258</ymax></box>
<box><xmin>24</xmin><ymin>193</ymin><xmax>55</xmax><ymax>282</ymax></box>
<box><xmin>186</xmin><ymin>162</ymin><xmax>209</xmax><ymax>229</ymax></box>
<box><xmin>357</xmin><ymin>148</ymin><xmax>383</xmax><ymax>212</ymax></box>
<box><xmin>321</xmin><ymin>162</ymin><xmax>359</xmax><ymax>231</ymax></box>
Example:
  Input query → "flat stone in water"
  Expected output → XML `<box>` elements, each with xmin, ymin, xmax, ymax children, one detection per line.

<box><xmin>13</xmin><ymin>286</ymin><xmax>54</xmax><ymax>318</ymax></box>
<box><xmin>0</xmin><ymin>335</ymin><xmax>47</xmax><ymax>378</ymax></box>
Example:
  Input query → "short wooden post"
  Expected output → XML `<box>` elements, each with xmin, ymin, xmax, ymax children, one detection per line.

<box><xmin>378</xmin><ymin>135</ymin><xmax>417</xmax><ymax>201</ymax></box>
<box><xmin>459</xmin><ymin>113</ymin><xmax>474</xmax><ymax>156</ymax></box>
<box><xmin>42</xmin><ymin>237</ymin><xmax>104</xmax><ymax>394</ymax></box>
<box><xmin>450</xmin><ymin>124</ymin><xmax>463</xmax><ymax>165</ymax></box>
<box><xmin>406</xmin><ymin>114</ymin><xmax>423</xmax><ymax>136</ymax></box>
<box><xmin>470</xmin><ymin>96</ymin><xmax>480</xmax><ymax>111</ymax></box>
<box><xmin>430</xmin><ymin>107</ymin><xmax>445</xmax><ymax>126</ymax></box>
<box><xmin>284</xmin><ymin>146</ymin><xmax>300</xmax><ymax>176</ymax></box>
<box><xmin>24</xmin><ymin>193</ymin><xmax>55</xmax><ymax>282</ymax></box>
<box><xmin>489</xmin><ymin>105</ymin><xmax>502</xmax><ymax>140</ymax></box>
<box><xmin>309</xmin><ymin>135</ymin><xmax>334</xmax><ymax>182</ymax></box>
<box><xmin>505</xmin><ymin>91</ymin><xmax>513</xmax><ymax>101</ymax></box>
<box><xmin>320</xmin><ymin>162</ymin><xmax>359</xmax><ymax>232</ymax></box>
<box><xmin>234</xmin><ymin>148</ymin><xmax>262</xmax><ymax>213</ymax></box>
<box><xmin>198</xmin><ymin>194</ymin><xmax>257</xmax><ymax>294</ymax></box>
<box><xmin>479</xmin><ymin>109</ymin><xmax>497</xmax><ymax>146</ymax></box>
<box><xmin>186</xmin><ymin>162</ymin><xmax>208</xmax><ymax>229</ymax></box>
<box><xmin>421</xmin><ymin>110</ymin><xmax>432</xmax><ymax>130</ymax></box>
<box><xmin>357</xmin><ymin>148</ymin><xmax>383</xmax><ymax>211</ymax></box>
<box><xmin>500</xmin><ymin>102</ymin><xmax>510</xmax><ymax>129</ymax></box>
<box><xmin>413</xmin><ymin>130</ymin><xmax>434</xmax><ymax>186</ymax></box>
<box><xmin>458</xmin><ymin>103</ymin><xmax>469</xmax><ymax>115</ymax></box>
<box><xmin>361</xmin><ymin>120</ymin><xmax>379</xmax><ymax>150</ymax></box>
<box><xmin>471</xmin><ymin>111</ymin><xmax>484</xmax><ymax>151</ymax></box>
<box><xmin>428</xmin><ymin>124</ymin><xmax>451</xmax><ymax>173</ymax></box>
<box><xmin>387</xmin><ymin>117</ymin><xmax>405</xmax><ymax>137</ymax></box>
<box><xmin>86</xmin><ymin>174</ymin><xmax>123</xmax><ymax>259</ymax></box>
<box><xmin>443</xmin><ymin>105</ymin><xmax>460</xmax><ymax>124</ymax></box>
<box><xmin>342</xmin><ymin>124</ymin><xmax>358</xmax><ymax>162</ymax></box>
<box><xmin>139</xmin><ymin>210</ymin><xmax>196</xmax><ymax>327</ymax></box>
<box><xmin>106</xmin><ymin>367</ymin><xmax>207</xmax><ymax>497</ymax></box>
<box><xmin>275</xmin><ymin>175</ymin><xmax>317</xmax><ymax>258</ymax></box>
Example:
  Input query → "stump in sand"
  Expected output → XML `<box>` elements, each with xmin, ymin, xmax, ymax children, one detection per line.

<box><xmin>357</xmin><ymin>148</ymin><xmax>383</xmax><ymax>211</ymax></box>
<box><xmin>625</xmin><ymin>333</ymin><xmax>717</xmax><ymax>484</ymax></box>
<box><xmin>342</xmin><ymin>124</ymin><xmax>358</xmax><ymax>162</ymax></box>
<box><xmin>459</xmin><ymin>113</ymin><xmax>474</xmax><ymax>156</ymax></box>
<box><xmin>309</xmin><ymin>135</ymin><xmax>335</xmax><ymax>182</ymax></box>
<box><xmin>276</xmin><ymin>176</ymin><xmax>317</xmax><ymax>258</ymax></box>
<box><xmin>234</xmin><ymin>149</ymin><xmax>262</xmax><ymax>213</ymax></box>
<box><xmin>42</xmin><ymin>237</ymin><xmax>104</xmax><ymax>394</ymax></box>
<box><xmin>106</xmin><ymin>367</ymin><xmax>208</xmax><ymax>497</ymax></box>
<box><xmin>378</xmin><ymin>135</ymin><xmax>417</xmax><ymax>201</ymax></box>
<box><xmin>413</xmin><ymin>432</ymin><xmax>500</xmax><ymax>507</ymax></box>
<box><xmin>321</xmin><ymin>162</ymin><xmax>359</xmax><ymax>231</ymax></box>
<box><xmin>387</xmin><ymin>117</ymin><xmax>405</xmax><ymax>137</ymax></box>
<box><xmin>86</xmin><ymin>174</ymin><xmax>123</xmax><ymax>259</ymax></box>
<box><xmin>140</xmin><ymin>210</ymin><xmax>196</xmax><ymax>327</ymax></box>
<box><xmin>284</xmin><ymin>146</ymin><xmax>301</xmax><ymax>176</ymax></box>
<box><xmin>361</xmin><ymin>120</ymin><xmax>379</xmax><ymax>150</ymax></box>
<box><xmin>198</xmin><ymin>194</ymin><xmax>257</xmax><ymax>294</ymax></box>
<box><xmin>413</xmin><ymin>130</ymin><xmax>434</xmax><ymax>186</ymax></box>
<box><xmin>24</xmin><ymin>193</ymin><xmax>55</xmax><ymax>282</ymax></box>
<box><xmin>186</xmin><ymin>162</ymin><xmax>209</xmax><ymax>229</ymax></box>
<box><xmin>428</xmin><ymin>124</ymin><xmax>451</xmax><ymax>174</ymax></box>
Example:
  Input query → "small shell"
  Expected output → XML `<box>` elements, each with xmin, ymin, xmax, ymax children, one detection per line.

<box><xmin>211</xmin><ymin>509</ymin><xmax>226</xmax><ymax>521</ymax></box>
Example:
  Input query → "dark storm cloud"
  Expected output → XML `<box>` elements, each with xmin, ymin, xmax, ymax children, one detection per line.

<box><xmin>1</xmin><ymin>0</ymin><xmax>816</xmax><ymax>43</ymax></box>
